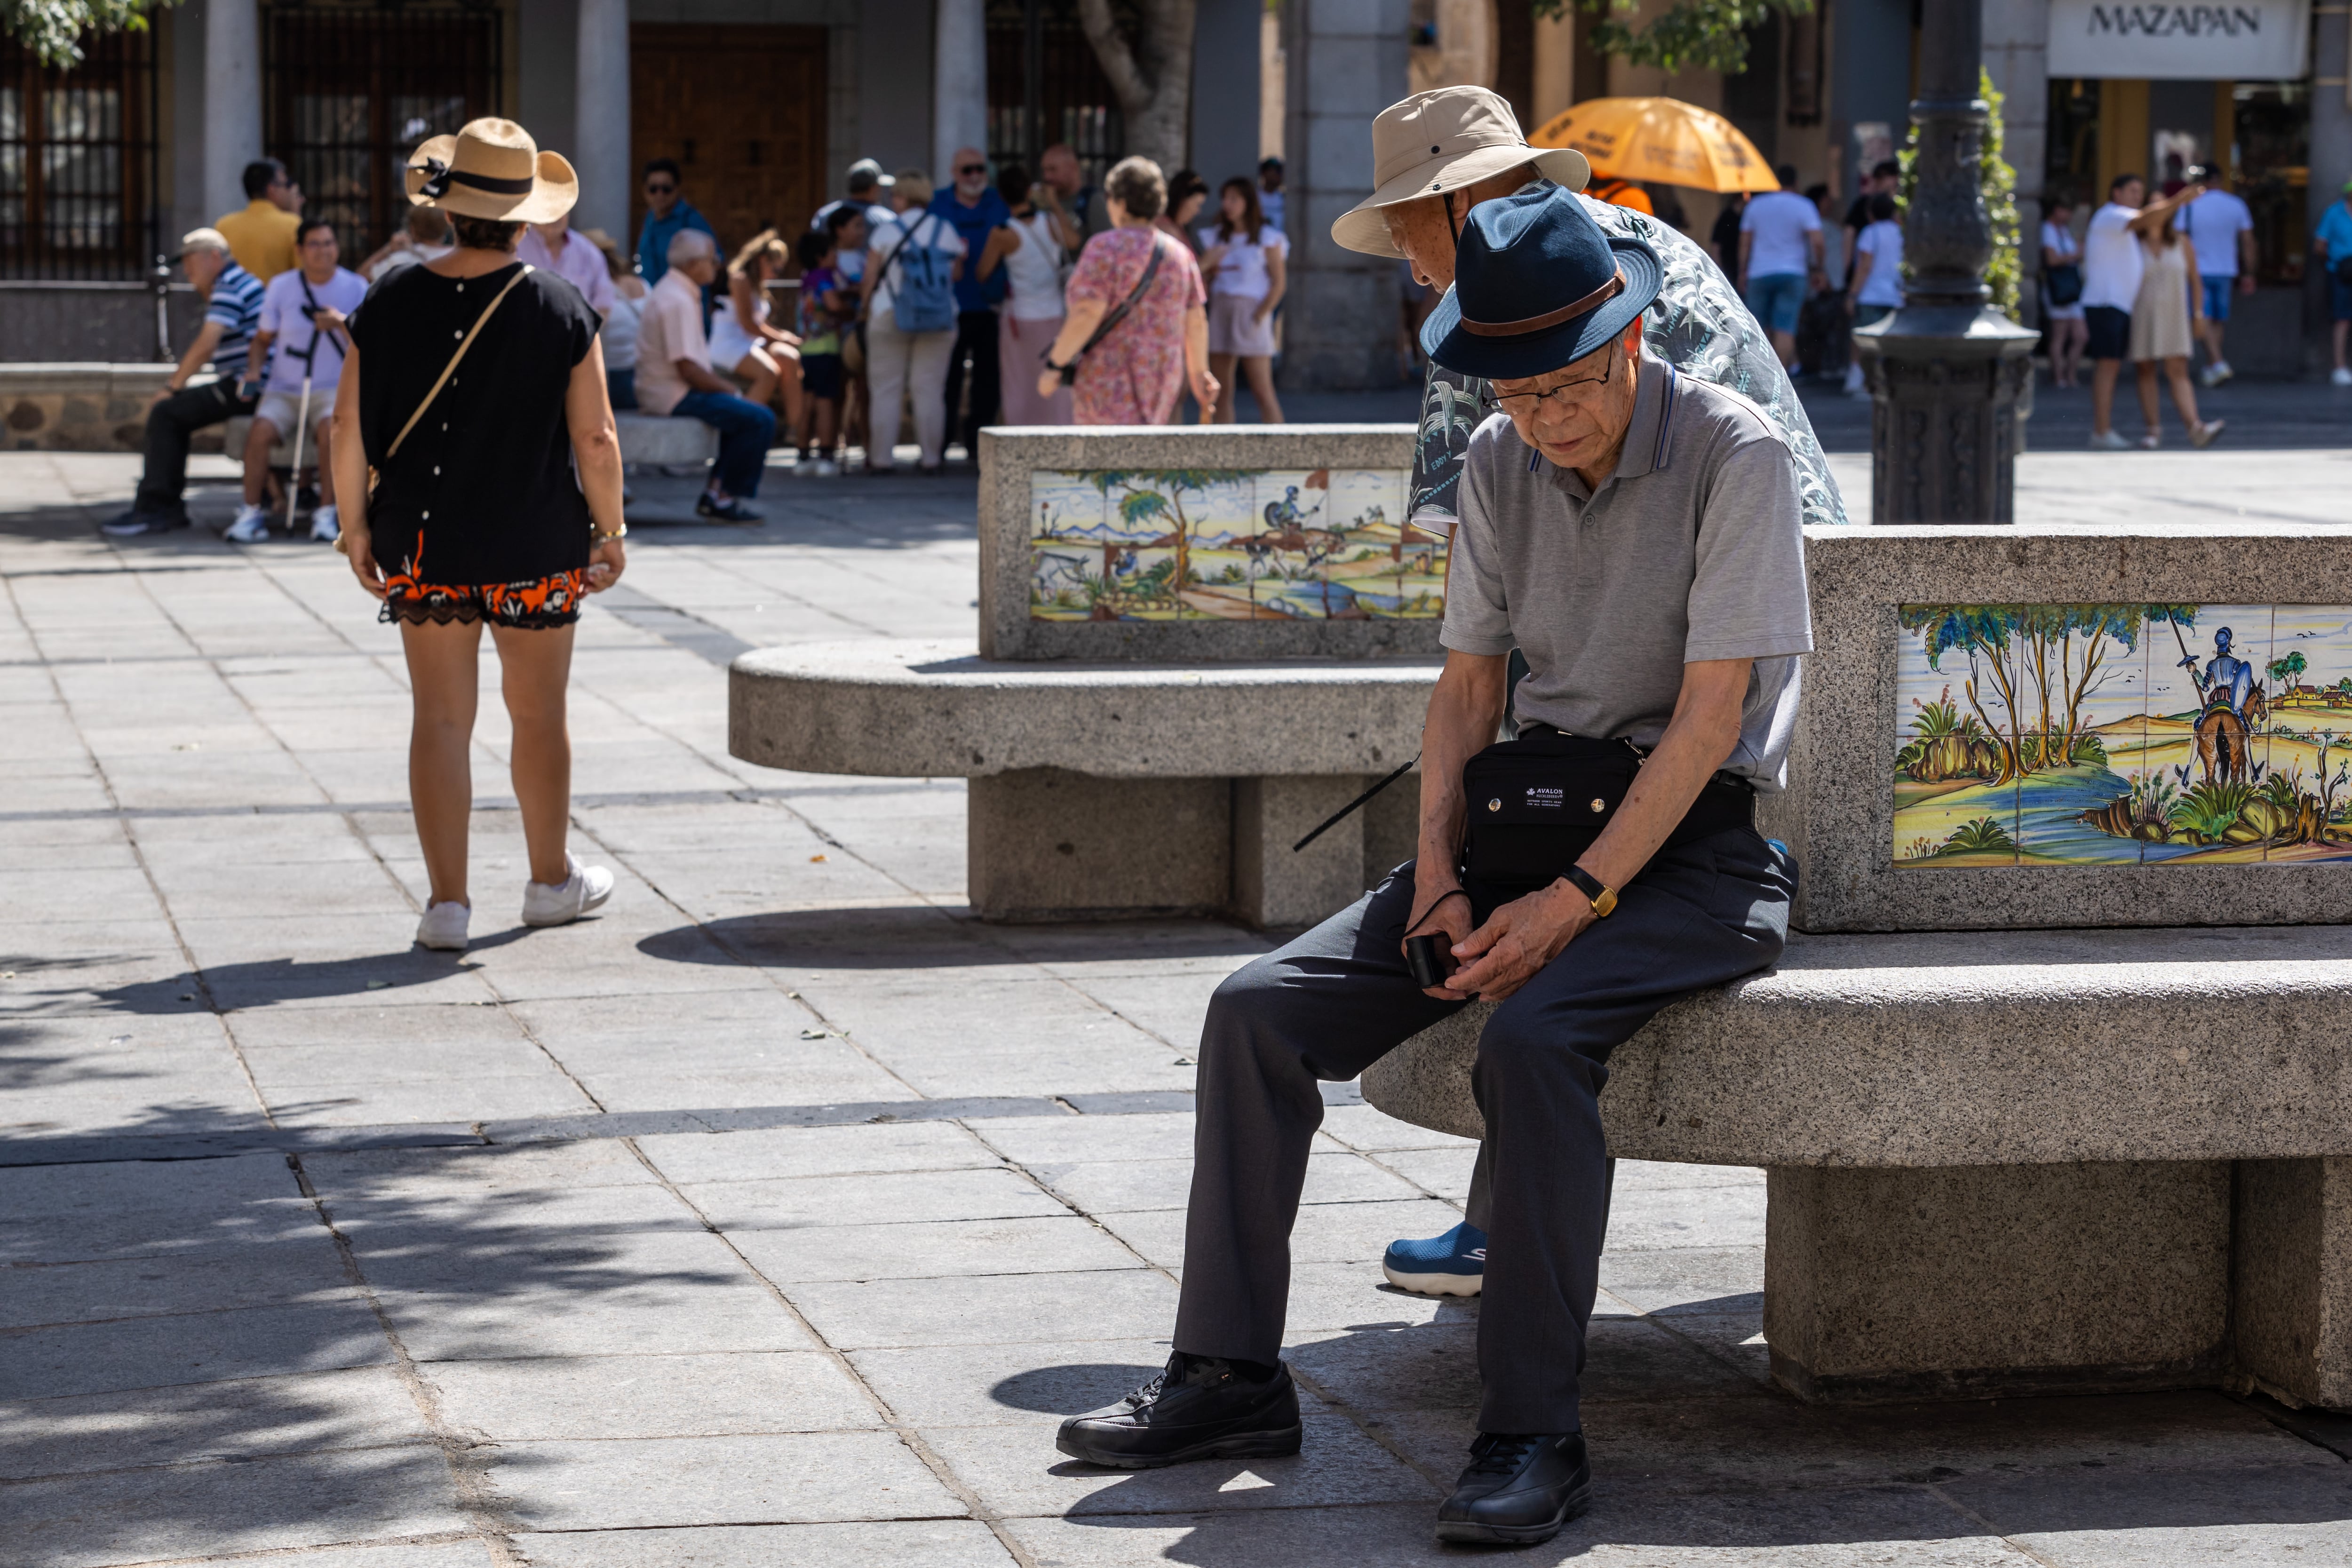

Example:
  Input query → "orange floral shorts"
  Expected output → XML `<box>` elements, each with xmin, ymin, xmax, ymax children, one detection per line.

<box><xmin>381</xmin><ymin>559</ymin><xmax>588</xmax><ymax>630</ymax></box>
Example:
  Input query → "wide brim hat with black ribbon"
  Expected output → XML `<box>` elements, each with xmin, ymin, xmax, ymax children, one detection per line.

<box><xmin>405</xmin><ymin>118</ymin><xmax>577</xmax><ymax>224</ymax></box>
<box><xmin>1331</xmin><ymin>87</ymin><xmax>1590</xmax><ymax>260</ymax></box>
<box><xmin>1423</xmin><ymin>185</ymin><xmax>1661</xmax><ymax>382</ymax></box>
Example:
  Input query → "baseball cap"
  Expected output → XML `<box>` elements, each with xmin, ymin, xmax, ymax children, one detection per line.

<box><xmin>175</xmin><ymin>226</ymin><xmax>230</xmax><ymax>259</ymax></box>
<box><xmin>847</xmin><ymin>157</ymin><xmax>895</xmax><ymax>191</ymax></box>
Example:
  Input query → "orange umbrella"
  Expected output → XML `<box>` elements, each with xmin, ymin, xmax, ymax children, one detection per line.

<box><xmin>1530</xmin><ymin>97</ymin><xmax>1778</xmax><ymax>194</ymax></box>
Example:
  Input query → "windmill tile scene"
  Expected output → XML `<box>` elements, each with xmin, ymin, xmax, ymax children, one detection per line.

<box><xmin>1893</xmin><ymin>604</ymin><xmax>2352</xmax><ymax>868</ymax></box>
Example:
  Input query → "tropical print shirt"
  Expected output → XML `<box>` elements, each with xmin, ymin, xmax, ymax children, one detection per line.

<box><xmin>1409</xmin><ymin>187</ymin><xmax>1849</xmax><ymax>534</ymax></box>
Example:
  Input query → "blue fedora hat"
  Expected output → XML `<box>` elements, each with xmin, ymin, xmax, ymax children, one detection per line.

<box><xmin>1423</xmin><ymin>187</ymin><xmax>1661</xmax><ymax>381</ymax></box>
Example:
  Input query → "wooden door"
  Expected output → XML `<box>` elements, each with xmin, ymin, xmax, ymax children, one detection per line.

<box><xmin>630</xmin><ymin>24</ymin><xmax>828</xmax><ymax>262</ymax></box>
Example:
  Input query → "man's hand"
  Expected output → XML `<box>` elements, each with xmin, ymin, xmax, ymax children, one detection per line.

<box><xmin>1403</xmin><ymin>872</ymin><xmax>1477</xmax><ymax>1000</ymax></box>
<box><xmin>1447</xmin><ymin>880</ymin><xmax>1595</xmax><ymax>1001</ymax></box>
<box><xmin>311</xmin><ymin>306</ymin><xmax>348</xmax><ymax>334</ymax></box>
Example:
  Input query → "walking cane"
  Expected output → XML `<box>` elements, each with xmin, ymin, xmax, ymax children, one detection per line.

<box><xmin>281</xmin><ymin>371</ymin><xmax>312</xmax><ymax>536</ymax></box>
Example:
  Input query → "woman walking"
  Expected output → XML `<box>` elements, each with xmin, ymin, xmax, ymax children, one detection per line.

<box><xmin>713</xmin><ymin>229</ymin><xmax>805</xmax><ymax>428</ymax></box>
<box><xmin>2129</xmin><ymin>211</ymin><xmax>2225</xmax><ymax>448</ymax></box>
<box><xmin>2040</xmin><ymin>196</ymin><xmax>2088</xmax><ymax>390</ymax></box>
<box><xmin>331</xmin><ymin>118</ymin><xmax>624</xmax><ymax>952</ymax></box>
<box><xmin>978</xmin><ymin>163</ymin><xmax>1076</xmax><ymax>424</ymax></box>
<box><xmin>1036</xmin><ymin>157</ymin><xmax>1217</xmax><ymax>427</ymax></box>
<box><xmin>1197</xmin><ymin>175</ymin><xmax>1288</xmax><ymax>423</ymax></box>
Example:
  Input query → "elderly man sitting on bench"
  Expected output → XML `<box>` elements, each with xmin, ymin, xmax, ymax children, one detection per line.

<box><xmin>631</xmin><ymin>228</ymin><xmax>775</xmax><ymax>523</ymax></box>
<box><xmin>1055</xmin><ymin>184</ymin><xmax>1813</xmax><ymax>1548</ymax></box>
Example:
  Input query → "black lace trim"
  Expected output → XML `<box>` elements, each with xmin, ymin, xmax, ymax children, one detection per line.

<box><xmin>379</xmin><ymin>597</ymin><xmax>580</xmax><ymax>630</ymax></box>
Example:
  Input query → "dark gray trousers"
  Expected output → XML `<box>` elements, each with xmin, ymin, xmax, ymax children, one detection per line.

<box><xmin>1172</xmin><ymin>829</ymin><xmax>1794</xmax><ymax>1433</ymax></box>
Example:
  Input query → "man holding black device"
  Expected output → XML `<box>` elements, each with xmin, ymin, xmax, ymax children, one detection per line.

<box><xmin>1056</xmin><ymin>187</ymin><xmax>1811</xmax><ymax>1546</ymax></box>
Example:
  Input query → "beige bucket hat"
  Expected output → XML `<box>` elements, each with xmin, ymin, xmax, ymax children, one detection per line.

<box><xmin>405</xmin><ymin>118</ymin><xmax>577</xmax><ymax>224</ymax></box>
<box><xmin>1331</xmin><ymin>87</ymin><xmax>1590</xmax><ymax>259</ymax></box>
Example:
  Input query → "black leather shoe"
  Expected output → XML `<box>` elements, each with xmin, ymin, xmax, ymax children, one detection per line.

<box><xmin>1056</xmin><ymin>1353</ymin><xmax>1303</xmax><ymax>1470</ymax></box>
<box><xmin>1434</xmin><ymin>1431</ymin><xmax>1592</xmax><ymax>1545</ymax></box>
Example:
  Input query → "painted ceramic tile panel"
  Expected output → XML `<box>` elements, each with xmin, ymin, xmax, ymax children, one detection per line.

<box><xmin>1029</xmin><ymin>471</ymin><xmax>1111</xmax><ymax>621</ymax></box>
<box><xmin>1891</xmin><ymin>606</ymin><xmax>2018</xmax><ymax>867</ymax></box>
<box><xmin>1025</xmin><ymin>469</ymin><xmax>1435</xmax><ymax>622</ymax></box>
<box><xmin>2014</xmin><ymin>607</ymin><xmax>2151</xmax><ymax>867</ymax></box>
<box><xmin>2261</xmin><ymin>606</ymin><xmax>2352</xmax><ymax>862</ymax></box>
<box><xmin>1179</xmin><ymin>471</ymin><xmax>1262</xmax><ymax>620</ymax></box>
<box><xmin>1894</xmin><ymin>604</ymin><xmax>2352</xmax><ymax>869</ymax></box>
<box><xmin>2140</xmin><ymin>606</ymin><xmax>2273</xmax><ymax>865</ymax></box>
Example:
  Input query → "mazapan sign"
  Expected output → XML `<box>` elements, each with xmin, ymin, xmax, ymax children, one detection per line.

<box><xmin>2047</xmin><ymin>0</ymin><xmax>2309</xmax><ymax>78</ymax></box>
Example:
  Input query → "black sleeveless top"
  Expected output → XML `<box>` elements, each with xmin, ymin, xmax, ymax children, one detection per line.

<box><xmin>349</xmin><ymin>261</ymin><xmax>601</xmax><ymax>585</ymax></box>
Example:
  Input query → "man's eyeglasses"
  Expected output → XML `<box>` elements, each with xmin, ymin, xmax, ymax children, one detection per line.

<box><xmin>957</xmin><ymin>163</ymin><xmax>987</xmax><ymax>175</ymax></box>
<box><xmin>1484</xmin><ymin>342</ymin><xmax>1619</xmax><ymax>416</ymax></box>
<box><xmin>644</xmin><ymin>181</ymin><xmax>677</xmax><ymax>195</ymax></box>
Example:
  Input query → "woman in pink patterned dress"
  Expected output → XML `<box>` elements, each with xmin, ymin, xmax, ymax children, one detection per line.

<box><xmin>1036</xmin><ymin>157</ymin><xmax>1218</xmax><ymax>425</ymax></box>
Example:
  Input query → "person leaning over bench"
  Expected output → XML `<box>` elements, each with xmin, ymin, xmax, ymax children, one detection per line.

<box><xmin>102</xmin><ymin>229</ymin><xmax>265</xmax><ymax>538</ymax></box>
<box><xmin>1056</xmin><ymin>187</ymin><xmax>1813</xmax><ymax>1547</ymax></box>
<box><xmin>632</xmin><ymin>228</ymin><xmax>774</xmax><ymax>523</ymax></box>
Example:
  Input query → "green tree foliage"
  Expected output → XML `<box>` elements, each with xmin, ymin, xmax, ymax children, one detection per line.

<box><xmin>1900</xmin><ymin>603</ymin><xmax>2146</xmax><ymax>783</ymax></box>
<box><xmin>1895</xmin><ymin>67</ymin><xmax>2023</xmax><ymax>321</ymax></box>
<box><xmin>2</xmin><ymin>0</ymin><xmax>171</xmax><ymax>66</ymax></box>
<box><xmin>1529</xmin><ymin>0</ymin><xmax>1814</xmax><ymax>76</ymax></box>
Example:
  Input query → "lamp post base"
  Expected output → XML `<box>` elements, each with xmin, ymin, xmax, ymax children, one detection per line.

<box><xmin>1855</xmin><ymin>303</ymin><xmax>2039</xmax><ymax>525</ymax></box>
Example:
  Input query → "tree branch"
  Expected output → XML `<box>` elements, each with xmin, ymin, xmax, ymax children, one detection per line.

<box><xmin>1076</xmin><ymin>0</ymin><xmax>1153</xmax><ymax>116</ymax></box>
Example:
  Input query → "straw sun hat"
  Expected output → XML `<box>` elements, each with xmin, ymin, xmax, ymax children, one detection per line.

<box><xmin>405</xmin><ymin>117</ymin><xmax>577</xmax><ymax>223</ymax></box>
<box><xmin>1331</xmin><ymin>87</ymin><xmax>1590</xmax><ymax>260</ymax></box>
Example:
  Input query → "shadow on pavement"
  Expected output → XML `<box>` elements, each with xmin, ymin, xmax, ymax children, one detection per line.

<box><xmin>644</xmin><ymin>908</ymin><xmax>1269</xmax><ymax>971</ymax></box>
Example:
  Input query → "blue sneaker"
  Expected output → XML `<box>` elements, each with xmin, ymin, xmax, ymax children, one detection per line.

<box><xmin>1383</xmin><ymin>1221</ymin><xmax>1486</xmax><ymax>1297</ymax></box>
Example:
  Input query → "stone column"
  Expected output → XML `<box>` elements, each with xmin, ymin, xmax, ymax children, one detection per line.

<box><xmin>1280</xmin><ymin>0</ymin><xmax>1411</xmax><ymax>391</ymax></box>
<box><xmin>574</xmin><ymin>0</ymin><xmax>632</xmax><ymax>243</ymax></box>
<box><xmin>1851</xmin><ymin>0</ymin><xmax>2037</xmax><ymax>523</ymax></box>
<box><xmin>934</xmin><ymin>0</ymin><xmax>988</xmax><ymax>182</ymax></box>
<box><xmin>203</xmin><ymin>0</ymin><xmax>262</xmax><ymax>221</ymax></box>
<box><xmin>1764</xmin><ymin>1162</ymin><xmax>2233</xmax><ymax>1401</ymax></box>
<box><xmin>2234</xmin><ymin>1158</ymin><xmax>2352</xmax><ymax>1410</ymax></box>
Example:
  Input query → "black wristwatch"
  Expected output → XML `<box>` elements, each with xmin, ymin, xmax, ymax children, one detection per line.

<box><xmin>1561</xmin><ymin>865</ymin><xmax>1617</xmax><ymax>918</ymax></box>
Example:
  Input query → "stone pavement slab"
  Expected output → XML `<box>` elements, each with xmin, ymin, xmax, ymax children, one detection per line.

<box><xmin>7</xmin><ymin>449</ymin><xmax>2352</xmax><ymax>1563</ymax></box>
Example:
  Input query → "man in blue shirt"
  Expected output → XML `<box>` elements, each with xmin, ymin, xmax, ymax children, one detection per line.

<box><xmin>2315</xmin><ymin>179</ymin><xmax>2352</xmax><ymax>386</ymax></box>
<box><xmin>103</xmin><ymin>227</ymin><xmax>265</xmax><ymax>536</ymax></box>
<box><xmin>636</xmin><ymin>158</ymin><xmax>717</xmax><ymax>310</ymax></box>
<box><xmin>930</xmin><ymin>147</ymin><xmax>1011</xmax><ymax>461</ymax></box>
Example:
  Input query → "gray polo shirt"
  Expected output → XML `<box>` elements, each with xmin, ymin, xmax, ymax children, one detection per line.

<box><xmin>1440</xmin><ymin>346</ymin><xmax>1813</xmax><ymax>793</ymax></box>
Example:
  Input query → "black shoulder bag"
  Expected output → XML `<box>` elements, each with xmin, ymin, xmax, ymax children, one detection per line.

<box><xmin>1456</xmin><ymin>727</ymin><xmax>1756</xmax><ymax>923</ymax></box>
<box><xmin>1051</xmin><ymin>237</ymin><xmax>1163</xmax><ymax>384</ymax></box>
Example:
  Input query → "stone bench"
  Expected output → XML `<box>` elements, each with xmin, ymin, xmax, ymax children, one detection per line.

<box><xmin>218</xmin><ymin>412</ymin><xmax>717</xmax><ymax>476</ymax></box>
<box><xmin>616</xmin><ymin>411</ymin><xmax>717</xmax><ymax>472</ymax></box>
<box><xmin>1360</xmin><ymin>923</ymin><xmax>2352</xmax><ymax>1410</ymax></box>
<box><xmin>729</xmin><ymin>638</ymin><xmax>1438</xmax><ymax>927</ymax></box>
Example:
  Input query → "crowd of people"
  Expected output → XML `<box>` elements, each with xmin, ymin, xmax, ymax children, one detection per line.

<box><xmin>99</xmin><ymin>143</ymin><xmax>1292</xmax><ymax>538</ymax></box>
<box><xmin>603</xmin><ymin>145</ymin><xmax>1293</xmax><ymax>498</ymax></box>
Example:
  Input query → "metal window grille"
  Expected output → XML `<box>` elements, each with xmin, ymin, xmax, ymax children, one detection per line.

<box><xmin>264</xmin><ymin>4</ymin><xmax>502</xmax><ymax>264</ymax></box>
<box><xmin>0</xmin><ymin>31</ymin><xmax>160</xmax><ymax>280</ymax></box>
<box><xmin>986</xmin><ymin>0</ymin><xmax>1125</xmax><ymax>186</ymax></box>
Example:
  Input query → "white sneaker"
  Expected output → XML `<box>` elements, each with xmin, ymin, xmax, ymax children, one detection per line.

<box><xmin>521</xmin><ymin>853</ymin><xmax>615</xmax><ymax>927</ymax></box>
<box><xmin>416</xmin><ymin>900</ymin><xmax>470</xmax><ymax>951</ymax></box>
<box><xmin>2088</xmin><ymin>430</ymin><xmax>2132</xmax><ymax>451</ymax></box>
<box><xmin>2334</xmin><ymin>367</ymin><xmax>2352</xmax><ymax>388</ymax></box>
<box><xmin>810</xmin><ymin>458</ymin><xmax>841</xmax><ymax>478</ymax></box>
<box><xmin>2200</xmin><ymin>361</ymin><xmax>2233</xmax><ymax>387</ymax></box>
<box><xmin>224</xmin><ymin>504</ymin><xmax>270</xmax><ymax>543</ymax></box>
<box><xmin>310</xmin><ymin>504</ymin><xmax>340</xmax><ymax>543</ymax></box>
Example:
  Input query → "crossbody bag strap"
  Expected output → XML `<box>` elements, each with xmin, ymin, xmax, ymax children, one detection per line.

<box><xmin>385</xmin><ymin>263</ymin><xmax>532</xmax><ymax>462</ymax></box>
<box><xmin>858</xmin><ymin>218</ymin><xmax>927</xmax><ymax>323</ymax></box>
<box><xmin>1078</xmin><ymin>236</ymin><xmax>1164</xmax><ymax>357</ymax></box>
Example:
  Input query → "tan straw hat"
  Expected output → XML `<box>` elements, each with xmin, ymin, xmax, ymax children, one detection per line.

<box><xmin>405</xmin><ymin>118</ymin><xmax>577</xmax><ymax>224</ymax></box>
<box><xmin>1331</xmin><ymin>87</ymin><xmax>1590</xmax><ymax>259</ymax></box>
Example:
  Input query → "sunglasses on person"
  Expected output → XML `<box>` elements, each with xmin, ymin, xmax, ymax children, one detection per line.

<box><xmin>958</xmin><ymin>163</ymin><xmax>987</xmax><ymax>175</ymax></box>
<box><xmin>644</xmin><ymin>180</ymin><xmax>677</xmax><ymax>195</ymax></box>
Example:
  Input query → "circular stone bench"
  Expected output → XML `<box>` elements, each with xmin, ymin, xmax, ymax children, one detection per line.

<box><xmin>729</xmin><ymin>638</ymin><xmax>1441</xmax><ymax>926</ymax></box>
<box><xmin>1361</xmin><ymin>923</ymin><xmax>2352</xmax><ymax>1410</ymax></box>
